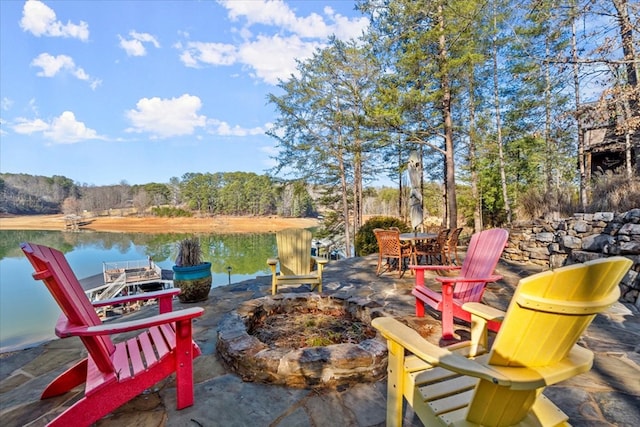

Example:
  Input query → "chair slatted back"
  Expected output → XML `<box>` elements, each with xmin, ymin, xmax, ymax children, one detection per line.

<box><xmin>453</xmin><ymin>228</ymin><xmax>508</xmax><ymax>301</ymax></box>
<box><xmin>445</xmin><ymin>227</ymin><xmax>463</xmax><ymax>248</ymax></box>
<box><xmin>466</xmin><ymin>256</ymin><xmax>631</xmax><ymax>425</ymax></box>
<box><xmin>375</xmin><ymin>229</ymin><xmax>408</xmax><ymax>258</ymax></box>
<box><xmin>21</xmin><ymin>242</ymin><xmax>116</xmax><ymax>372</ymax></box>
<box><xmin>276</xmin><ymin>228</ymin><xmax>313</xmax><ymax>276</ymax></box>
<box><xmin>443</xmin><ymin>227</ymin><xmax>463</xmax><ymax>263</ymax></box>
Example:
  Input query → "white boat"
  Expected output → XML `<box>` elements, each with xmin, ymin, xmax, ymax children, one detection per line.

<box><xmin>80</xmin><ymin>258</ymin><xmax>174</xmax><ymax>303</ymax></box>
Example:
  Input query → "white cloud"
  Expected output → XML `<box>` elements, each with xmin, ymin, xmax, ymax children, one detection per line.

<box><xmin>30</xmin><ymin>53</ymin><xmax>101</xmax><ymax>88</ymax></box>
<box><xmin>218</xmin><ymin>0</ymin><xmax>367</xmax><ymax>39</ymax></box>
<box><xmin>179</xmin><ymin>41</ymin><xmax>238</xmax><ymax>68</ymax></box>
<box><xmin>12</xmin><ymin>111</ymin><xmax>102</xmax><ymax>144</ymax></box>
<box><xmin>46</xmin><ymin>111</ymin><xmax>100</xmax><ymax>142</ymax></box>
<box><xmin>31</xmin><ymin>53</ymin><xmax>85</xmax><ymax>79</ymax></box>
<box><xmin>118</xmin><ymin>31</ymin><xmax>160</xmax><ymax>57</ymax></box>
<box><xmin>238</xmin><ymin>34</ymin><xmax>322</xmax><ymax>85</ymax></box>
<box><xmin>90</xmin><ymin>79</ymin><xmax>102</xmax><ymax>91</ymax></box>
<box><xmin>126</xmin><ymin>94</ymin><xmax>206</xmax><ymax>138</ymax></box>
<box><xmin>176</xmin><ymin>0</ymin><xmax>369</xmax><ymax>85</ymax></box>
<box><xmin>208</xmin><ymin>118</ymin><xmax>266</xmax><ymax>137</ymax></box>
<box><xmin>27</xmin><ymin>98</ymin><xmax>39</xmax><ymax>115</ymax></box>
<box><xmin>13</xmin><ymin>117</ymin><xmax>49</xmax><ymax>134</ymax></box>
<box><xmin>2</xmin><ymin>97</ymin><xmax>13</xmax><ymax>111</ymax></box>
<box><xmin>20</xmin><ymin>0</ymin><xmax>89</xmax><ymax>41</ymax></box>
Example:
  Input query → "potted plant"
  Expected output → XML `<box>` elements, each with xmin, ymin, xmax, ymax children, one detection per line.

<box><xmin>172</xmin><ymin>237</ymin><xmax>212</xmax><ymax>303</ymax></box>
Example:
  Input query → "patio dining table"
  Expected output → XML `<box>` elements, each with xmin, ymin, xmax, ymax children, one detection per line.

<box><xmin>399</xmin><ymin>232</ymin><xmax>437</xmax><ymax>243</ymax></box>
<box><xmin>400</xmin><ymin>232</ymin><xmax>437</xmax><ymax>265</ymax></box>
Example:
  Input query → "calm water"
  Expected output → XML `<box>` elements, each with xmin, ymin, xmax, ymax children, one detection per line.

<box><xmin>0</xmin><ymin>229</ymin><xmax>278</xmax><ymax>353</ymax></box>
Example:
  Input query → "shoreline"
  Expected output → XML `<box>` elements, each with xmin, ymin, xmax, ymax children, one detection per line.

<box><xmin>0</xmin><ymin>214</ymin><xmax>320</xmax><ymax>234</ymax></box>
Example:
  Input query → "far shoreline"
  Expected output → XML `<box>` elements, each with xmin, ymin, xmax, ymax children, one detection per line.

<box><xmin>0</xmin><ymin>214</ymin><xmax>321</xmax><ymax>234</ymax></box>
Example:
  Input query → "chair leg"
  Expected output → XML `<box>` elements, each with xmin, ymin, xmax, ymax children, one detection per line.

<box><xmin>41</xmin><ymin>359</ymin><xmax>88</xmax><ymax>399</ymax></box>
<box><xmin>269</xmin><ymin>264</ymin><xmax>278</xmax><ymax>295</ymax></box>
<box><xmin>175</xmin><ymin>320</ymin><xmax>195</xmax><ymax>410</ymax></box>
<box><xmin>414</xmin><ymin>270</ymin><xmax>427</xmax><ymax>317</ymax></box>
<box><xmin>385</xmin><ymin>340</ymin><xmax>406</xmax><ymax>427</ymax></box>
<box><xmin>441</xmin><ymin>283</ymin><xmax>455</xmax><ymax>339</ymax></box>
<box><xmin>443</xmin><ymin>251</ymin><xmax>450</xmax><ymax>265</ymax></box>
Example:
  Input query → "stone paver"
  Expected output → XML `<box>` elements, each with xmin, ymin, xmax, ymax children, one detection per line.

<box><xmin>1</xmin><ymin>254</ymin><xmax>638</xmax><ymax>426</ymax></box>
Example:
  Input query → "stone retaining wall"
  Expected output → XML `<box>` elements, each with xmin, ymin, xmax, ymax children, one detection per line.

<box><xmin>502</xmin><ymin>209</ymin><xmax>640</xmax><ymax>308</ymax></box>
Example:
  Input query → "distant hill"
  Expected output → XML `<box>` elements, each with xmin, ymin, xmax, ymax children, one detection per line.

<box><xmin>0</xmin><ymin>173</ymin><xmax>76</xmax><ymax>215</ymax></box>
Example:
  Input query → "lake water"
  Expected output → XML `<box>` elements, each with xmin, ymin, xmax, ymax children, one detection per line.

<box><xmin>0</xmin><ymin>229</ymin><xmax>278</xmax><ymax>353</ymax></box>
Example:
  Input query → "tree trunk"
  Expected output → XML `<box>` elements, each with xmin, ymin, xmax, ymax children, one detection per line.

<box><xmin>572</xmin><ymin>2</ymin><xmax>588</xmax><ymax>210</ymax></box>
<box><xmin>468</xmin><ymin>74</ymin><xmax>482</xmax><ymax>231</ymax></box>
<box><xmin>493</xmin><ymin>4</ymin><xmax>511</xmax><ymax>224</ymax></box>
<box><xmin>398</xmin><ymin>142</ymin><xmax>403</xmax><ymax>218</ymax></box>
<box><xmin>612</xmin><ymin>0</ymin><xmax>638</xmax><ymax>92</ymax></box>
<box><xmin>611</xmin><ymin>0</ymin><xmax>638</xmax><ymax>177</ymax></box>
<box><xmin>338</xmin><ymin>149</ymin><xmax>352</xmax><ymax>258</ymax></box>
<box><xmin>438</xmin><ymin>2</ymin><xmax>457</xmax><ymax>229</ymax></box>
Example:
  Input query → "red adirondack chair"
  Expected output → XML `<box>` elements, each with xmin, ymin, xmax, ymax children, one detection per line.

<box><xmin>409</xmin><ymin>228</ymin><xmax>509</xmax><ymax>339</ymax></box>
<box><xmin>20</xmin><ymin>242</ymin><xmax>204</xmax><ymax>427</ymax></box>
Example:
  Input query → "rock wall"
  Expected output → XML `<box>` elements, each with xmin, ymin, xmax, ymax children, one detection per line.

<box><xmin>503</xmin><ymin>209</ymin><xmax>640</xmax><ymax>308</ymax></box>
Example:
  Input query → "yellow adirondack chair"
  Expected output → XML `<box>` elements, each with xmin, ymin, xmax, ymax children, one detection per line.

<box><xmin>267</xmin><ymin>228</ymin><xmax>328</xmax><ymax>295</ymax></box>
<box><xmin>372</xmin><ymin>256</ymin><xmax>632</xmax><ymax>427</ymax></box>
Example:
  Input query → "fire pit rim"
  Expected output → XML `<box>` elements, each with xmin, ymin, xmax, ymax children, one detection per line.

<box><xmin>216</xmin><ymin>292</ymin><xmax>389</xmax><ymax>388</ymax></box>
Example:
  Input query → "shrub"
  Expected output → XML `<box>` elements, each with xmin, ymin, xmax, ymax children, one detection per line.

<box><xmin>589</xmin><ymin>170</ymin><xmax>640</xmax><ymax>212</ymax></box>
<box><xmin>355</xmin><ymin>216</ymin><xmax>410</xmax><ymax>256</ymax></box>
<box><xmin>151</xmin><ymin>206</ymin><xmax>193</xmax><ymax>217</ymax></box>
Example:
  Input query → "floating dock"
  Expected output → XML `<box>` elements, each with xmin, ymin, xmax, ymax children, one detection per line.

<box><xmin>80</xmin><ymin>258</ymin><xmax>174</xmax><ymax>303</ymax></box>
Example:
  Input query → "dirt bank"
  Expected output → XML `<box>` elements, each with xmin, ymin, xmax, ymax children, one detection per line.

<box><xmin>0</xmin><ymin>215</ymin><xmax>320</xmax><ymax>234</ymax></box>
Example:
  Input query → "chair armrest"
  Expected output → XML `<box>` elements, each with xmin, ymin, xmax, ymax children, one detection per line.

<box><xmin>57</xmin><ymin>307</ymin><xmax>204</xmax><ymax>338</ymax></box>
<box><xmin>463</xmin><ymin>302</ymin><xmax>505</xmax><ymax>322</ymax></box>
<box><xmin>459</xmin><ymin>302</ymin><xmax>505</xmax><ymax>357</ymax></box>
<box><xmin>436</xmin><ymin>274</ymin><xmax>502</xmax><ymax>284</ymax></box>
<box><xmin>267</xmin><ymin>257</ymin><xmax>279</xmax><ymax>266</ymax></box>
<box><xmin>486</xmin><ymin>344</ymin><xmax>594</xmax><ymax>389</ymax></box>
<box><xmin>372</xmin><ymin>317</ymin><xmax>593</xmax><ymax>391</ymax></box>
<box><xmin>312</xmin><ymin>256</ymin><xmax>329</xmax><ymax>265</ymax></box>
<box><xmin>92</xmin><ymin>288</ymin><xmax>180</xmax><ymax>308</ymax></box>
<box><xmin>410</xmin><ymin>265</ymin><xmax>462</xmax><ymax>272</ymax></box>
<box><xmin>372</xmin><ymin>317</ymin><xmax>511</xmax><ymax>386</ymax></box>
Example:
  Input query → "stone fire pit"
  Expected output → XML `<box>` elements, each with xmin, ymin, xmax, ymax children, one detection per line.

<box><xmin>216</xmin><ymin>293</ymin><xmax>388</xmax><ymax>388</ymax></box>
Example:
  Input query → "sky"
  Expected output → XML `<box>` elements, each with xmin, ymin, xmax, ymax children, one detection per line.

<box><xmin>0</xmin><ymin>0</ymin><xmax>369</xmax><ymax>186</ymax></box>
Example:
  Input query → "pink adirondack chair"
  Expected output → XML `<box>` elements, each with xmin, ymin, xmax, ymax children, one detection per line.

<box><xmin>20</xmin><ymin>242</ymin><xmax>204</xmax><ymax>427</ymax></box>
<box><xmin>409</xmin><ymin>228</ymin><xmax>509</xmax><ymax>339</ymax></box>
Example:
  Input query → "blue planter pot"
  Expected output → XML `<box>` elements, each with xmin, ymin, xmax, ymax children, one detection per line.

<box><xmin>172</xmin><ymin>262</ymin><xmax>212</xmax><ymax>303</ymax></box>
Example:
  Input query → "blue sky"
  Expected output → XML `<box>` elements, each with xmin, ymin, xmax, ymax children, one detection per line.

<box><xmin>0</xmin><ymin>0</ymin><xmax>369</xmax><ymax>186</ymax></box>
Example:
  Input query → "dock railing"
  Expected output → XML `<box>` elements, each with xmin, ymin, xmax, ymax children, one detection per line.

<box><xmin>88</xmin><ymin>259</ymin><xmax>164</xmax><ymax>302</ymax></box>
<box><xmin>102</xmin><ymin>259</ymin><xmax>162</xmax><ymax>283</ymax></box>
<box><xmin>93</xmin><ymin>274</ymin><xmax>128</xmax><ymax>302</ymax></box>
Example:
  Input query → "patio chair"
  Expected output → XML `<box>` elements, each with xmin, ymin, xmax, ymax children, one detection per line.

<box><xmin>374</xmin><ymin>228</ymin><xmax>413</xmax><ymax>277</ymax></box>
<box><xmin>410</xmin><ymin>228</ymin><xmax>509</xmax><ymax>339</ymax></box>
<box><xmin>267</xmin><ymin>228</ymin><xmax>328</xmax><ymax>295</ymax></box>
<box><xmin>20</xmin><ymin>242</ymin><xmax>203</xmax><ymax>427</ymax></box>
<box><xmin>413</xmin><ymin>228</ymin><xmax>449</xmax><ymax>265</ymax></box>
<box><xmin>372</xmin><ymin>256</ymin><xmax>632</xmax><ymax>427</ymax></box>
<box><xmin>443</xmin><ymin>227</ymin><xmax>463</xmax><ymax>265</ymax></box>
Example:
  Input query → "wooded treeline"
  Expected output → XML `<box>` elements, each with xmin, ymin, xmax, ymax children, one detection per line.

<box><xmin>267</xmin><ymin>0</ymin><xmax>639</xmax><ymax>257</ymax></box>
<box><xmin>0</xmin><ymin>172</ymin><xmax>316</xmax><ymax>217</ymax></box>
